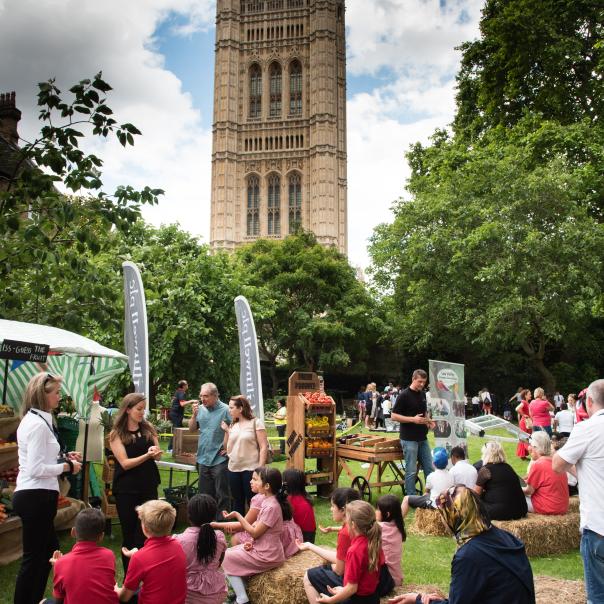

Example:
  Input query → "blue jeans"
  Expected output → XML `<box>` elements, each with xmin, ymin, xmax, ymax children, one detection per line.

<box><xmin>401</xmin><ymin>439</ymin><xmax>433</xmax><ymax>496</ymax></box>
<box><xmin>533</xmin><ymin>425</ymin><xmax>553</xmax><ymax>437</ymax></box>
<box><xmin>581</xmin><ymin>528</ymin><xmax>604</xmax><ymax>603</ymax></box>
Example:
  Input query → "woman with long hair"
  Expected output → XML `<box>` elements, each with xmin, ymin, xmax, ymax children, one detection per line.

<box><xmin>221</xmin><ymin>395</ymin><xmax>269</xmax><ymax>515</ymax></box>
<box><xmin>174</xmin><ymin>494</ymin><xmax>227</xmax><ymax>604</ymax></box>
<box><xmin>516</xmin><ymin>388</ymin><xmax>532</xmax><ymax>460</ymax></box>
<box><xmin>13</xmin><ymin>373</ymin><xmax>82</xmax><ymax>604</ymax></box>
<box><xmin>109</xmin><ymin>392</ymin><xmax>162</xmax><ymax>572</ymax></box>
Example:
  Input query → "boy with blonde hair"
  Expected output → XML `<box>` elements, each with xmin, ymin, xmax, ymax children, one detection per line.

<box><xmin>116</xmin><ymin>500</ymin><xmax>186</xmax><ymax>604</ymax></box>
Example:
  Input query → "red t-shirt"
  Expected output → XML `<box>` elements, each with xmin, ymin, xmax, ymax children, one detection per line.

<box><xmin>288</xmin><ymin>494</ymin><xmax>316</xmax><ymax>532</ymax></box>
<box><xmin>53</xmin><ymin>541</ymin><xmax>118</xmax><ymax>604</ymax></box>
<box><xmin>529</xmin><ymin>399</ymin><xmax>552</xmax><ymax>427</ymax></box>
<box><xmin>527</xmin><ymin>456</ymin><xmax>569</xmax><ymax>515</ymax></box>
<box><xmin>124</xmin><ymin>536</ymin><xmax>186</xmax><ymax>604</ymax></box>
<box><xmin>336</xmin><ymin>523</ymin><xmax>351</xmax><ymax>561</ymax></box>
<box><xmin>343</xmin><ymin>535</ymin><xmax>385</xmax><ymax>596</ymax></box>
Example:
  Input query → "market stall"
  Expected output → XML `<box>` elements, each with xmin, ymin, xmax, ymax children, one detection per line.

<box><xmin>0</xmin><ymin>319</ymin><xmax>128</xmax><ymax>565</ymax></box>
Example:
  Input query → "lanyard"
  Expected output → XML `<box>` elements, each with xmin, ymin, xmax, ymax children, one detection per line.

<box><xmin>30</xmin><ymin>409</ymin><xmax>67</xmax><ymax>455</ymax></box>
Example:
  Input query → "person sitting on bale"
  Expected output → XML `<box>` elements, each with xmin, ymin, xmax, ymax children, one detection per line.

<box><xmin>401</xmin><ymin>449</ymin><xmax>453</xmax><ymax>518</ymax></box>
<box><xmin>522</xmin><ymin>432</ymin><xmax>569</xmax><ymax>515</ymax></box>
<box><xmin>389</xmin><ymin>486</ymin><xmax>535</xmax><ymax>604</ymax></box>
<box><xmin>474</xmin><ymin>441</ymin><xmax>527</xmax><ymax>521</ymax></box>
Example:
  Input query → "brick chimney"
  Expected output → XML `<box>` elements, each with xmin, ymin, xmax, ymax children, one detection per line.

<box><xmin>0</xmin><ymin>91</ymin><xmax>22</xmax><ymax>146</ymax></box>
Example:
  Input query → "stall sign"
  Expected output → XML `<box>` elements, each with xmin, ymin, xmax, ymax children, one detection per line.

<box><xmin>0</xmin><ymin>339</ymin><xmax>49</xmax><ymax>363</ymax></box>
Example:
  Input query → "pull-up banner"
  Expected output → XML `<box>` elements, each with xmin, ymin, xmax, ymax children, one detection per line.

<box><xmin>428</xmin><ymin>359</ymin><xmax>467</xmax><ymax>461</ymax></box>
<box><xmin>123</xmin><ymin>262</ymin><xmax>149</xmax><ymax>407</ymax></box>
<box><xmin>234</xmin><ymin>295</ymin><xmax>264</xmax><ymax>419</ymax></box>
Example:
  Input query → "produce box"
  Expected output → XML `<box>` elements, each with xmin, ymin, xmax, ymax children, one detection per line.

<box><xmin>173</xmin><ymin>428</ymin><xmax>199</xmax><ymax>456</ymax></box>
<box><xmin>101</xmin><ymin>489</ymin><xmax>118</xmax><ymax>518</ymax></box>
<box><xmin>0</xmin><ymin>416</ymin><xmax>19</xmax><ymax>441</ymax></box>
<box><xmin>0</xmin><ymin>444</ymin><xmax>18</xmax><ymax>473</ymax></box>
<box><xmin>102</xmin><ymin>459</ymin><xmax>115</xmax><ymax>484</ymax></box>
<box><xmin>173</xmin><ymin>452</ymin><xmax>197</xmax><ymax>465</ymax></box>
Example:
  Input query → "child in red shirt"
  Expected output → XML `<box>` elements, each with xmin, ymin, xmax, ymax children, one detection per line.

<box><xmin>284</xmin><ymin>468</ymin><xmax>317</xmax><ymax>542</ymax></box>
<box><xmin>298</xmin><ymin>487</ymin><xmax>361</xmax><ymax>604</ymax></box>
<box><xmin>43</xmin><ymin>508</ymin><xmax>117</xmax><ymax>604</ymax></box>
<box><xmin>116</xmin><ymin>500</ymin><xmax>186</xmax><ymax>604</ymax></box>
<box><xmin>317</xmin><ymin>500</ymin><xmax>384</xmax><ymax>604</ymax></box>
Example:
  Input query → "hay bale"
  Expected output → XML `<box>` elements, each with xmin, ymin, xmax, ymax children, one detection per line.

<box><xmin>535</xmin><ymin>575</ymin><xmax>585</xmax><ymax>604</ymax></box>
<box><xmin>247</xmin><ymin>550</ymin><xmax>323</xmax><ymax>604</ymax></box>
<box><xmin>409</xmin><ymin>508</ymin><xmax>451</xmax><ymax>537</ymax></box>
<box><xmin>568</xmin><ymin>496</ymin><xmax>580</xmax><ymax>514</ymax></box>
<box><xmin>493</xmin><ymin>512</ymin><xmax>580</xmax><ymax>557</ymax></box>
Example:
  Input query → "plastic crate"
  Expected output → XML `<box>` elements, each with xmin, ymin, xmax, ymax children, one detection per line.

<box><xmin>163</xmin><ymin>485</ymin><xmax>198</xmax><ymax>505</ymax></box>
<box><xmin>57</xmin><ymin>416</ymin><xmax>79</xmax><ymax>452</ymax></box>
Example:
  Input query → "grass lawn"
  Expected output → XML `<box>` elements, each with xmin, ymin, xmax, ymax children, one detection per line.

<box><xmin>0</xmin><ymin>424</ymin><xmax>584</xmax><ymax>603</ymax></box>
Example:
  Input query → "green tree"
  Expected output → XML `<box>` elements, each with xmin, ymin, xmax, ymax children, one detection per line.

<box><xmin>455</xmin><ymin>0</ymin><xmax>604</xmax><ymax>137</ymax></box>
<box><xmin>370</xmin><ymin>119</ymin><xmax>604</xmax><ymax>392</ymax></box>
<box><xmin>234</xmin><ymin>232</ymin><xmax>384</xmax><ymax>395</ymax></box>
<box><xmin>0</xmin><ymin>73</ymin><xmax>162</xmax><ymax>327</ymax></box>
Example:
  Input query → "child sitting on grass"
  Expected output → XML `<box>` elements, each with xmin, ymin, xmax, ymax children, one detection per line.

<box><xmin>43</xmin><ymin>508</ymin><xmax>118</xmax><ymax>604</ymax></box>
<box><xmin>116</xmin><ymin>499</ymin><xmax>186</xmax><ymax>604</ymax></box>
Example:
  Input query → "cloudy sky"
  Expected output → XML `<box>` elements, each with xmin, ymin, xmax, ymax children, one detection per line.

<box><xmin>0</xmin><ymin>0</ymin><xmax>483</xmax><ymax>269</ymax></box>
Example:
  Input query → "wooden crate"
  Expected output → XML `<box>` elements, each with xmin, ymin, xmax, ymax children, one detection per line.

<box><xmin>0</xmin><ymin>416</ymin><xmax>19</xmax><ymax>441</ymax></box>
<box><xmin>0</xmin><ymin>444</ymin><xmax>18</xmax><ymax>473</ymax></box>
<box><xmin>173</xmin><ymin>428</ymin><xmax>199</xmax><ymax>455</ymax></box>
<box><xmin>101</xmin><ymin>460</ymin><xmax>115</xmax><ymax>484</ymax></box>
<box><xmin>173</xmin><ymin>452</ymin><xmax>197</xmax><ymax>465</ymax></box>
<box><xmin>101</xmin><ymin>489</ymin><xmax>118</xmax><ymax>519</ymax></box>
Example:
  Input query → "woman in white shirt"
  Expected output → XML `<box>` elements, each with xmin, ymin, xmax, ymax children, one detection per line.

<box><xmin>12</xmin><ymin>373</ymin><xmax>82</xmax><ymax>604</ymax></box>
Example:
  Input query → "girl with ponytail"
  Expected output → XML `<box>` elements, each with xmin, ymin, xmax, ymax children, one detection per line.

<box><xmin>174</xmin><ymin>494</ymin><xmax>227</xmax><ymax>604</ymax></box>
<box><xmin>222</xmin><ymin>466</ymin><xmax>287</xmax><ymax>604</ymax></box>
<box><xmin>316</xmin><ymin>500</ymin><xmax>384</xmax><ymax>604</ymax></box>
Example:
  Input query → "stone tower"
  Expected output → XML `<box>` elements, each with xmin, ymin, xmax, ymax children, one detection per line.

<box><xmin>209</xmin><ymin>0</ymin><xmax>347</xmax><ymax>255</ymax></box>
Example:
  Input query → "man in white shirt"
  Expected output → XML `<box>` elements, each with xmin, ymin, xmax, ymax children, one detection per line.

<box><xmin>553</xmin><ymin>379</ymin><xmax>604</xmax><ymax>604</ymax></box>
<box><xmin>553</xmin><ymin>391</ymin><xmax>564</xmax><ymax>410</ymax></box>
<box><xmin>449</xmin><ymin>446</ymin><xmax>478</xmax><ymax>489</ymax></box>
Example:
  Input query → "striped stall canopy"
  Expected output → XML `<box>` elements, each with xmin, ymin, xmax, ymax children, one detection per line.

<box><xmin>0</xmin><ymin>320</ymin><xmax>128</xmax><ymax>419</ymax></box>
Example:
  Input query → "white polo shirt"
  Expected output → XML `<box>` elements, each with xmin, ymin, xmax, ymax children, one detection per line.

<box><xmin>558</xmin><ymin>408</ymin><xmax>604</xmax><ymax>535</ymax></box>
<box><xmin>449</xmin><ymin>459</ymin><xmax>478</xmax><ymax>489</ymax></box>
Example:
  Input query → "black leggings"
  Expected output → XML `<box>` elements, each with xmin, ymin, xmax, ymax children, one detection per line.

<box><xmin>115</xmin><ymin>489</ymin><xmax>158</xmax><ymax>573</ymax></box>
<box><xmin>13</xmin><ymin>489</ymin><xmax>59</xmax><ymax>604</ymax></box>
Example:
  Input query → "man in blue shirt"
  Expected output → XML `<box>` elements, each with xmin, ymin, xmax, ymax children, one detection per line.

<box><xmin>188</xmin><ymin>382</ymin><xmax>231</xmax><ymax>516</ymax></box>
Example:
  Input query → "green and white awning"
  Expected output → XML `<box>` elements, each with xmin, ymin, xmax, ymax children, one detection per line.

<box><xmin>0</xmin><ymin>320</ymin><xmax>128</xmax><ymax>419</ymax></box>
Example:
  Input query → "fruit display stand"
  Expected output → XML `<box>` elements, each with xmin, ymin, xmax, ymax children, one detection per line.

<box><xmin>285</xmin><ymin>371</ymin><xmax>336</xmax><ymax>496</ymax></box>
<box><xmin>336</xmin><ymin>435</ymin><xmax>405</xmax><ymax>501</ymax></box>
<box><xmin>172</xmin><ymin>428</ymin><xmax>199</xmax><ymax>465</ymax></box>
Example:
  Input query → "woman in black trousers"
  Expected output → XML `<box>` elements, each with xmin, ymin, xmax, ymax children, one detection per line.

<box><xmin>109</xmin><ymin>393</ymin><xmax>162</xmax><ymax>572</ymax></box>
<box><xmin>13</xmin><ymin>373</ymin><xmax>82</xmax><ymax>604</ymax></box>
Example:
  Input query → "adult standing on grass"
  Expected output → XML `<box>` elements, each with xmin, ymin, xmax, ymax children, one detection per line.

<box><xmin>168</xmin><ymin>380</ymin><xmax>196</xmax><ymax>452</ymax></box>
<box><xmin>189</xmin><ymin>382</ymin><xmax>231</xmax><ymax>516</ymax></box>
<box><xmin>273</xmin><ymin>398</ymin><xmax>287</xmax><ymax>455</ymax></box>
<box><xmin>529</xmin><ymin>387</ymin><xmax>554</xmax><ymax>436</ymax></box>
<box><xmin>13</xmin><ymin>373</ymin><xmax>82</xmax><ymax>604</ymax></box>
<box><xmin>516</xmin><ymin>388</ymin><xmax>533</xmax><ymax>460</ymax></box>
<box><xmin>391</xmin><ymin>369</ymin><xmax>435</xmax><ymax>496</ymax></box>
<box><xmin>553</xmin><ymin>378</ymin><xmax>604</xmax><ymax>604</ymax></box>
<box><xmin>109</xmin><ymin>393</ymin><xmax>162</xmax><ymax>573</ymax></box>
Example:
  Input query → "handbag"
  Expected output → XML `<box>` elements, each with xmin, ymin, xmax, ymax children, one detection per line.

<box><xmin>253</xmin><ymin>418</ymin><xmax>275</xmax><ymax>464</ymax></box>
<box><xmin>524</xmin><ymin>416</ymin><xmax>533</xmax><ymax>430</ymax></box>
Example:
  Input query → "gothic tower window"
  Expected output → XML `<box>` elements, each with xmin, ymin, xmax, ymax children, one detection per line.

<box><xmin>289</xmin><ymin>60</ymin><xmax>302</xmax><ymax>116</ymax></box>
<box><xmin>288</xmin><ymin>172</ymin><xmax>302</xmax><ymax>233</ymax></box>
<box><xmin>247</xmin><ymin>175</ymin><xmax>260</xmax><ymax>236</ymax></box>
<box><xmin>249</xmin><ymin>64</ymin><xmax>262</xmax><ymax>118</ymax></box>
<box><xmin>269</xmin><ymin>62</ymin><xmax>282</xmax><ymax>118</ymax></box>
<box><xmin>268</xmin><ymin>173</ymin><xmax>281</xmax><ymax>235</ymax></box>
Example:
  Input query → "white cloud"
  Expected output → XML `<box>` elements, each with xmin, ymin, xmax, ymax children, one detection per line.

<box><xmin>0</xmin><ymin>0</ymin><xmax>215</xmax><ymax>243</ymax></box>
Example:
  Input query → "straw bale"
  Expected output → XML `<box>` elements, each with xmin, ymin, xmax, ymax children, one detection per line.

<box><xmin>247</xmin><ymin>550</ymin><xmax>323</xmax><ymax>604</ymax></box>
<box><xmin>493</xmin><ymin>512</ymin><xmax>580</xmax><ymax>557</ymax></box>
<box><xmin>409</xmin><ymin>508</ymin><xmax>451</xmax><ymax>537</ymax></box>
<box><xmin>568</xmin><ymin>496</ymin><xmax>580</xmax><ymax>514</ymax></box>
<box><xmin>534</xmin><ymin>575</ymin><xmax>585</xmax><ymax>604</ymax></box>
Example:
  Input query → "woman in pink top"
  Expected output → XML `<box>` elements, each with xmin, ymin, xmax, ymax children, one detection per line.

<box><xmin>376</xmin><ymin>494</ymin><xmax>405</xmax><ymax>586</ymax></box>
<box><xmin>222</xmin><ymin>466</ymin><xmax>289</xmax><ymax>604</ymax></box>
<box><xmin>529</xmin><ymin>387</ymin><xmax>554</xmax><ymax>436</ymax></box>
<box><xmin>174</xmin><ymin>494</ymin><xmax>227</xmax><ymax>604</ymax></box>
